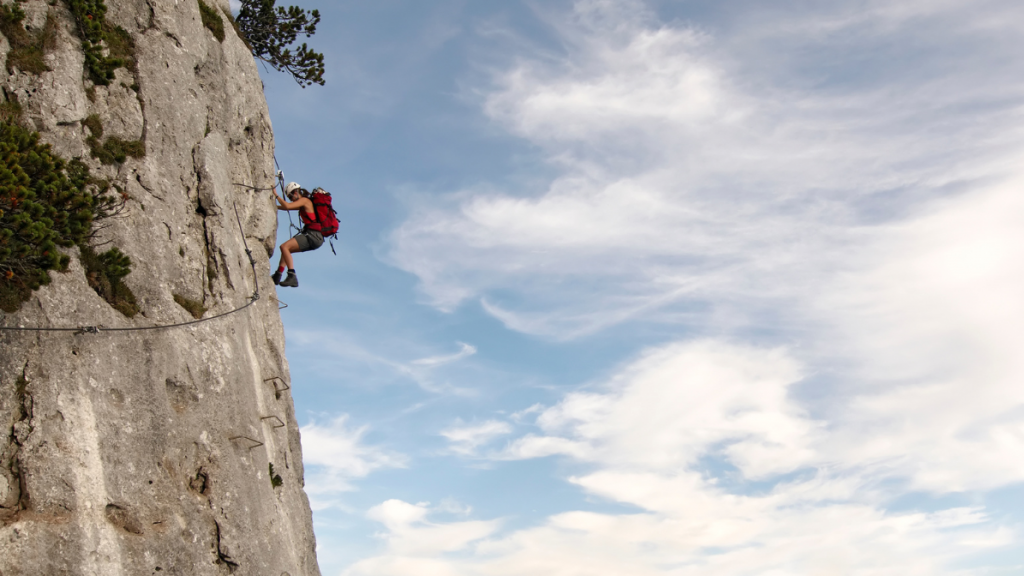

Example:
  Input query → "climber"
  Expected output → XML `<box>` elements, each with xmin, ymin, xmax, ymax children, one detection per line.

<box><xmin>271</xmin><ymin>181</ymin><xmax>323</xmax><ymax>288</ymax></box>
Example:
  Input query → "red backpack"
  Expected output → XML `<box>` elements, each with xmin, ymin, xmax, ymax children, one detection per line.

<box><xmin>310</xmin><ymin>188</ymin><xmax>339</xmax><ymax>237</ymax></box>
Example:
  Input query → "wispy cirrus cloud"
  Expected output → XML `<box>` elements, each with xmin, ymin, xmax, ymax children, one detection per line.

<box><xmin>387</xmin><ymin>0</ymin><xmax>1024</xmax><ymax>338</ymax></box>
<box><xmin>301</xmin><ymin>415</ymin><xmax>406</xmax><ymax>510</ymax></box>
<box><xmin>411</xmin><ymin>342</ymin><xmax>477</xmax><ymax>368</ymax></box>
<box><xmin>369</xmin><ymin>0</ymin><xmax>1024</xmax><ymax>572</ymax></box>
<box><xmin>440</xmin><ymin>419</ymin><xmax>512</xmax><ymax>456</ymax></box>
<box><xmin>290</xmin><ymin>328</ymin><xmax>478</xmax><ymax>394</ymax></box>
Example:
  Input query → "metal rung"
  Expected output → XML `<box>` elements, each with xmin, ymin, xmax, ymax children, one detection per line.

<box><xmin>272</xmin><ymin>297</ymin><xmax>288</xmax><ymax>310</ymax></box>
<box><xmin>263</xmin><ymin>376</ymin><xmax>290</xmax><ymax>399</ymax></box>
<box><xmin>228</xmin><ymin>435</ymin><xmax>264</xmax><ymax>450</ymax></box>
<box><xmin>261</xmin><ymin>415</ymin><xmax>285</xmax><ymax>429</ymax></box>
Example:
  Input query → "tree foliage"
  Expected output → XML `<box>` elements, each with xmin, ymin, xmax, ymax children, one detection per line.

<box><xmin>237</xmin><ymin>0</ymin><xmax>325</xmax><ymax>87</ymax></box>
<box><xmin>0</xmin><ymin>121</ymin><xmax>129</xmax><ymax>313</ymax></box>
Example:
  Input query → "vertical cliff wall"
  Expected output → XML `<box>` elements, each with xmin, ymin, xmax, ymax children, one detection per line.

<box><xmin>0</xmin><ymin>1</ymin><xmax>321</xmax><ymax>574</ymax></box>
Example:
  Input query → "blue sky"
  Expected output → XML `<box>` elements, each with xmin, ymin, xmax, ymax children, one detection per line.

<box><xmin>246</xmin><ymin>0</ymin><xmax>1024</xmax><ymax>573</ymax></box>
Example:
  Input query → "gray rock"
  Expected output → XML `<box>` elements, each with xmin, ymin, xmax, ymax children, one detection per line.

<box><xmin>0</xmin><ymin>1</ymin><xmax>321</xmax><ymax>574</ymax></box>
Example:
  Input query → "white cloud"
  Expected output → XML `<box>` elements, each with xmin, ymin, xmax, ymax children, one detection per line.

<box><xmin>412</xmin><ymin>342</ymin><xmax>477</xmax><ymax>367</ymax></box>
<box><xmin>485</xmin><ymin>2</ymin><xmax>727</xmax><ymax>144</ymax></box>
<box><xmin>343</xmin><ymin>500</ymin><xmax>501</xmax><ymax>575</ymax></box>
<box><xmin>301</xmin><ymin>415</ymin><xmax>406</xmax><ymax>509</ymax></box>
<box><xmin>499</xmin><ymin>336</ymin><xmax>1024</xmax><ymax>497</ymax></box>
<box><xmin>815</xmin><ymin>181</ymin><xmax>1024</xmax><ymax>492</ymax></box>
<box><xmin>387</xmin><ymin>0</ymin><xmax>1024</xmax><ymax>338</ymax></box>
<box><xmin>346</xmin><ymin>341</ymin><xmax>1018</xmax><ymax>575</ymax></box>
<box><xmin>515</xmin><ymin>341</ymin><xmax>815</xmax><ymax>477</ymax></box>
<box><xmin>383</xmin><ymin>0</ymin><xmax>1024</xmax><ymax>519</ymax></box>
<box><xmin>363</xmin><ymin>0</ymin><xmax>1024</xmax><ymax>573</ymax></box>
<box><xmin>440</xmin><ymin>419</ymin><xmax>512</xmax><ymax>456</ymax></box>
<box><xmin>508</xmin><ymin>403</ymin><xmax>543</xmax><ymax>423</ymax></box>
<box><xmin>496</xmin><ymin>341</ymin><xmax>813</xmax><ymax>477</ymax></box>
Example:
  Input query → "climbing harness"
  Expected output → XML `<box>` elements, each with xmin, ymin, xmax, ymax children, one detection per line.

<box><xmin>0</xmin><ymin>194</ymin><xmax>261</xmax><ymax>335</ymax></box>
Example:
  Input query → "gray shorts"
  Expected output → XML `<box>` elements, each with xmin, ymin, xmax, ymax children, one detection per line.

<box><xmin>293</xmin><ymin>230</ymin><xmax>324</xmax><ymax>252</ymax></box>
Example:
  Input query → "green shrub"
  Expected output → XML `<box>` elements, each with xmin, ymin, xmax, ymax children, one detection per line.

<box><xmin>198</xmin><ymin>0</ymin><xmax>225</xmax><ymax>42</ymax></box>
<box><xmin>1</xmin><ymin>123</ymin><xmax>91</xmax><ymax>310</ymax></box>
<box><xmin>89</xmin><ymin>136</ymin><xmax>145</xmax><ymax>164</ymax></box>
<box><xmin>0</xmin><ymin>121</ymin><xmax>129</xmax><ymax>313</ymax></box>
<box><xmin>0</xmin><ymin>5</ymin><xmax>59</xmax><ymax>75</ymax></box>
<box><xmin>83</xmin><ymin>114</ymin><xmax>145</xmax><ymax>165</ymax></box>
<box><xmin>82</xmin><ymin>113</ymin><xmax>102</xmax><ymax>137</ymax></box>
<box><xmin>0</xmin><ymin>97</ymin><xmax>23</xmax><ymax>125</ymax></box>
<box><xmin>172</xmin><ymin>293</ymin><xmax>206</xmax><ymax>319</ymax></box>
<box><xmin>80</xmin><ymin>244</ymin><xmax>138</xmax><ymax>317</ymax></box>
<box><xmin>0</xmin><ymin>274</ymin><xmax>28</xmax><ymax>312</ymax></box>
<box><xmin>65</xmin><ymin>0</ymin><xmax>134</xmax><ymax>85</ymax></box>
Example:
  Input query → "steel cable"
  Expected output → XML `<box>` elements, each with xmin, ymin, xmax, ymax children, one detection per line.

<box><xmin>0</xmin><ymin>189</ymin><xmax>265</xmax><ymax>335</ymax></box>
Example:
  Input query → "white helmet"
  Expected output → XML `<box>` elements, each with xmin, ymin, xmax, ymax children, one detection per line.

<box><xmin>284</xmin><ymin>182</ymin><xmax>301</xmax><ymax>195</ymax></box>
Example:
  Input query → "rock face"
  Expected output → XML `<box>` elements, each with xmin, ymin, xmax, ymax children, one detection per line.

<box><xmin>0</xmin><ymin>1</ymin><xmax>321</xmax><ymax>574</ymax></box>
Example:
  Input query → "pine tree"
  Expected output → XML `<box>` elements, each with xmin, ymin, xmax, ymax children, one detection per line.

<box><xmin>237</xmin><ymin>0</ymin><xmax>325</xmax><ymax>88</ymax></box>
<box><xmin>0</xmin><ymin>122</ymin><xmax>129</xmax><ymax>312</ymax></box>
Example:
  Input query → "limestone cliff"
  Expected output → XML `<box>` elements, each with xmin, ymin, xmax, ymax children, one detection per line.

<box><xmin>0</xmin><ymin>0</ymin><xmax>321</xmax><ymax>574</ymax></box>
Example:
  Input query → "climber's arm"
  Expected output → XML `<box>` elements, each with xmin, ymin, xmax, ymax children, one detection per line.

<box><xmin>274</xmin><ymin>192</ymin><xmax>302</xmax><ymax>211</ymax></box>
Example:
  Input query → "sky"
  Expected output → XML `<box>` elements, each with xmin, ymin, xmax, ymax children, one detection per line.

<box><xmin>243</xmin><ymin>0</ymin><xmax>1024</xmax><ymax>574</ymax></box>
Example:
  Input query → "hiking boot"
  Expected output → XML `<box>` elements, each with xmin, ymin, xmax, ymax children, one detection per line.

<box><xmin>279</xmin><ymin>272</ymin><xmax>299</xmax><ymax>288</ymax></box>
<box><xmin>271</xmin><ymin>270</ymin><xmax>282</xmax><ymax>285</ymax></box>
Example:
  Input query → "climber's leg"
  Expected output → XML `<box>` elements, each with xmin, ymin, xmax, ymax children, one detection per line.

<box><xmin>274</xmin><ymin>237</ymin><xmax>300</xmax><ymax>284</ymax></box>
<box><xmin>278</xmin><ymin>237</ymin><xmax>299</xmax><ymax>271</ymax></box>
